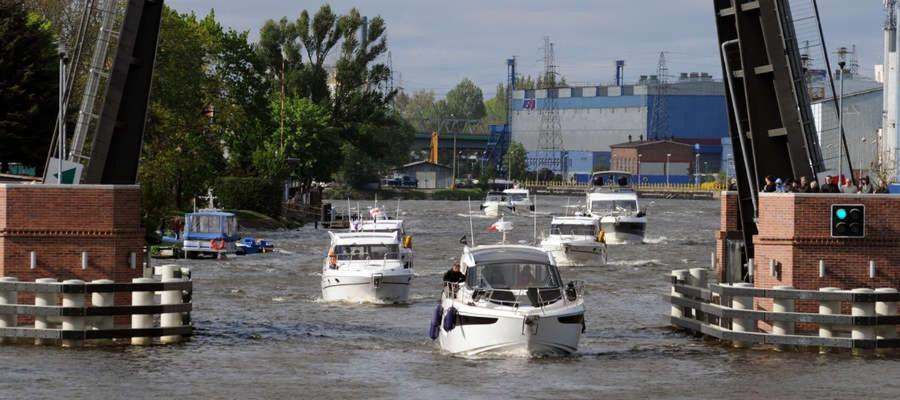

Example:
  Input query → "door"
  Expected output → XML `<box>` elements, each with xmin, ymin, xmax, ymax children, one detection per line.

<box><xmin>416</xmin><ymin>172</ymin><xmax>437</xmax><ymax>189</ymax></box>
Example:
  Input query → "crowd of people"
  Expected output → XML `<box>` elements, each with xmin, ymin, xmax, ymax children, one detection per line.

<box><xmin>754</xmin><ymin>175</ymin><xmax>889</xmax><ymax>194</ymax></box>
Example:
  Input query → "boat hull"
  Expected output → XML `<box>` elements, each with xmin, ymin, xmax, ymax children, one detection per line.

<box><xmin>542</xmin><ymin>241</ymin><xmax>606</xmax><ymax>267</ymax></box>
<box><xmin>599</xmin><ymin>217</ymin><xmax>646</xmax><ymax>244</ymax></box>
<box><xmin>321</xmin><ymin>270</ymin><xmax>412</xmax><ymax>304</ymax></box>
<box><xmin>438</xmin><ymin>305</ymin><xmax>584</xmax><ymax>357</ymax></box>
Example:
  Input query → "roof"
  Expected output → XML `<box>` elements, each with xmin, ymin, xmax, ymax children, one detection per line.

<box><xmin>591</xmin><ymin>170</ymin><xmax>633</xmax><ymax>177</ymax></box>
<box><xmin>358</xmin><ymin>220</ymin><xmax>403</xmax><ymax>230</ymax></box>
<box><xmin>331</xmin><ymin>232</ymin><xmax>399</xmax><ymax>245</ymax></box>
<box><xmin>589</xmin><ymin>192</ymin><xmax>638</xmax><ymax>201</ymax></box>
<box><xmin>468</xmin><ymin>245</ymin><xmax>552</xmax><ymax>266</ymax></box>
<box><xmin>503</xmin><ymin>188</ymin><xmax>529</xmax><ymax>194</ymax></box>
<box><xmin>550</xmin><ymin>216</ymin><xmax>597</xmax><ymax>225</ymax></box>
<box><xmin>610</xmin><ymin>139</ymin><xmax>694</xmax><ymax>149</ymax></box>
<box><xmin>399</xmin><ymin>160</ymin><xmax>451</xmax><ymax>170</ymax></box>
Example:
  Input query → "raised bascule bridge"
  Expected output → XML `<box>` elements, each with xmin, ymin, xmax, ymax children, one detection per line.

<box><xmin>667</xmin><ymin>0</ymin><xmax>900</xmax><ymax>351</ymax></box>
<box><xmin>0</xmin><ymin>0</ymin><xmax>193</xmax><ymax>347</ymax></box>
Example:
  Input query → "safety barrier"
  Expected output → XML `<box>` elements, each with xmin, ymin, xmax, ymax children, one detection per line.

<box><xmin>0</xmin><ymin>265</ymin><xmax>192</xmax><ymax>346</ymax></box>
<box><xmin>665</xmin><ymin>269</ymin><xmax>900</xmax><ymax>350</ymax></box>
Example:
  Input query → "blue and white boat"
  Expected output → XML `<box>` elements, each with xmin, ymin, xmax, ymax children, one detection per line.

<box><xmin>182</xmin><ymin>190</ymin><xmax>241</xmax><ymax>258</ymax></box>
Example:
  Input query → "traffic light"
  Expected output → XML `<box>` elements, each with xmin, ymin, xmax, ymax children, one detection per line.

<box><xmin>831</xmin><ymin>204</ymin><xmax>865</xmax><ymax>238</ymax></box>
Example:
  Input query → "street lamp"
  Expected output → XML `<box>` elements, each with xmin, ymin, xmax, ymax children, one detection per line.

<box><xmin>637</xmin><ymin>153</ymin><xmax>642</xmax><ymax>186</ymax></box>
<box><xmin>695</xmin><ymin>152</ymin><xmax>701</xmax><ymax>186</ymax></box>
<box><xmin>666</xmin><ymin>153</ymin><xmax>671</xmax><ymax>186</ymax></box>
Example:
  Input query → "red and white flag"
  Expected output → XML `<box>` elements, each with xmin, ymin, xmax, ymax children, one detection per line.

<box><xmin>488</xmin><ymin>218</ymin><xmax>513</xmax><ymax>232</ymax></box>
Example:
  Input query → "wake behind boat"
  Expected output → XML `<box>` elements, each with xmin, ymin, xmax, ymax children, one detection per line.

<box><xmin>433</xmin><ymin>245</ymin><xmax>585</xmax><ymax>357</ymax></box>
<box><xmin>321</xmin><ymin>231</ymin><xmax>413</xmax><ymax>304</ymax></box>
<box><xmin>586</xmin><ymin>171</ymin><xmax>647</xmax><ymax>244</ymax></box>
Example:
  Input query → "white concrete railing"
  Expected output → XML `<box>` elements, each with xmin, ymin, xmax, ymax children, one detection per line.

<box><xmin>0</xmin><ymin>265</ymin><xmax>192</xmax><ymax>347</ymax></box>
<box><xmin>667</xmin><ymin>269</ymin><xmax>900</xmax><ymax>351</ymax></box>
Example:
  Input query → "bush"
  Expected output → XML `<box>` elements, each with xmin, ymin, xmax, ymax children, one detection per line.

<box><xmin>214</xmin><ymin>177</ymin><xmax>282</xmax><ymax>217</ymax></box>
<box><xmin>433</xmin><ymin>188</ymin><xmax>485</xmax><ymax>201</ymax></box>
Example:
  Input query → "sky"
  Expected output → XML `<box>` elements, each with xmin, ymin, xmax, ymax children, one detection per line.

<box><xmin>167</xmin><ymin>0</ymin><xmax>886</xmax><ymax>98</ymax></box>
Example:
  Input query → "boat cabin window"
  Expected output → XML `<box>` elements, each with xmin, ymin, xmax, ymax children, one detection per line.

<box><xmin>507</xmin><ymin>193</ymin><xmax>528</xmax><ymax>202</ymax></box>
<box><xmin>550</xmin><ymin>223</ymin><xmax>595</xmax><ymax>236</ymax></box>
<box><xmin>486</xmin><ymin>194</ymin><xmax>506</xmax><ymax>202</ymax></box>
<box><xmin>334</xmin><ymin>244</ymin><xmax>400</xmax><ymax>260</ymax></box>
<box><xmin>590</xmin><ymin>200</ymin><xmax>637</xmax><ymax>213</ymax></box>
<box><xmin>466</xmin><ymin>263</ymin><xmax>560</xmax><ymax>290</ymax></box>
<box><xmin>190</xmin><ymin>215</ymin><xmax>237</xmax><ymax>235</ymax></box>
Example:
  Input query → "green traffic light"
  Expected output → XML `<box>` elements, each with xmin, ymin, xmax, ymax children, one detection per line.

<box><xmin>836</xmin><ymin>208</ymin><xmax>847</xmax><ymax>220</ymax></box>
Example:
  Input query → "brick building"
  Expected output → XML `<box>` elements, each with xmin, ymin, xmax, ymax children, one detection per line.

<box><xmin>610</xmin><ymin>139</ymin><xmax>697</xmax><ymax>184</ymax></box>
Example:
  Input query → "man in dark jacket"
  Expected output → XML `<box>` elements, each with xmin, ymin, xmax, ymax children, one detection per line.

<box><xmin>443</xmin><ymin>262</ymin><xmax>466</xmax><ymax>283</ymax></box>
<box><xmin>820</xmin><ymin>175</ymin><xmax>838</xmax><ymax>193</ymax></box>
<box><xmin>762</xmin><ymin>175</ymin><xmax>777</xmax><ymax>192</ymax></box>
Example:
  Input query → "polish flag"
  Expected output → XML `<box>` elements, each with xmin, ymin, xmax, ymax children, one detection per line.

<box><xmin>488</xmin><ymin>218</ymin><xmax>513</xmax><ymax>232</ymax></box>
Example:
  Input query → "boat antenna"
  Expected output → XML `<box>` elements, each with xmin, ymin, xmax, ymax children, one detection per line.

<box><xmin>346</xmin><ymin>197</ymin><xmax>352</xmax><ymax>232</ymax></box>
<box><xmin>471</xmin><ymin>200</ymin><xmax>478</xmax><ymax>246</ymax></box>
<box><xmin>533</xmin><ymin>193</ymin><xmax>538</xmax><ymax>245</ymax></box>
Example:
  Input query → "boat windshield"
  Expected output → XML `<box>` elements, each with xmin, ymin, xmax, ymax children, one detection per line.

<box><xmin>591</xmin><ymin>200</ymin><xmax>637</xmax><ymax>213</ymax></box>
<box><xmin>550</xmin><ymin>224</ymin><xmax>595</xmax><ymax>236</ymax></box>
<box><xmin>190</xmin><ymin>215</ymin><xmax>237</xmax><ymax>235</ymax></box>
<box><xmin>486</xmin><ymin>195</ymin><xmax>506</xmax><ymax>202</ymax></box>
<box><xmin>334</xmin><ymin>244</ymin><xmax>400</xmax><ymax>260</ymax></box>
<box><xmin>508</xmin><ymin>193</ymin><xmax>528</xmax><ymax>202</ymax></box>
<box><xmin>466</xmin><ymin>263</ymin><xmax>560</xmax><ymax>290</ymax></box>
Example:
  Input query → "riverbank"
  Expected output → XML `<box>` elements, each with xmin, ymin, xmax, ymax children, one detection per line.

<box><xmin>323</xmin><ymin>186</ymin><xmax>485</xmax><ymax>201</ymax></box>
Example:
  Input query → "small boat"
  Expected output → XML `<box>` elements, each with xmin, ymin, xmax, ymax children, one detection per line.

<box><xmin>540</xmin><ymin>216</ymin><xmax>607</xmax><ymax>267</ymax></box>
<box><xmin>503</xmin><ymin>188</ymin><xmax>534</xmax><ymax>212</ymax></box>
<box><xmin>585</xmin><ymin>171</ymin><xmax>647</xmax><ymax>244</ymax></box>
<box><xmin>182</xmin><ymin>209</ymin><xmax>240</xmax><ymax>258</ymax></box>
<box><xmin>480</xmin><ymin>192</ymin><xmax>507</xmax><ymax>218</ymax></box>
<box><xmin>433</xmin><ymin>245</ymin><xmax>586</xmax><ymax>357</ymax></box>
<box><xmin>321</xmin><ymin>231</ymin><xmax>413</xmax><ymax>304</ymax></box>
<box><xmin>235</xmin><ymin>237</ymin><xmax>275</xmax><ymax>255</ymax></box>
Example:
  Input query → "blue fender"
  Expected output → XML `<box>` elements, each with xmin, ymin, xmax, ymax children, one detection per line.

<box><xmin>442</xmin><ymin>306</ymin><xmax>457</xmax><ymax>332</ymax></box>
<box><xmin>429</xmin><ymin>304</ymin><xmax>443</xmax><ymax>340</ymax></box>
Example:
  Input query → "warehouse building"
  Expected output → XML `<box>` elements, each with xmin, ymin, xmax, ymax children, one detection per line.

<box><xmin>511</xmin><ymin>73</ymin><xmax>729</xmax><ymax>178</ymax></box>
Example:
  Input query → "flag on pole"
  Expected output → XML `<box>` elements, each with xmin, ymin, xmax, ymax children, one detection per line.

<box><xmin>488</xmin><ymin>218</ymin><xmax>513</xmax><ymax>232</ymax></box>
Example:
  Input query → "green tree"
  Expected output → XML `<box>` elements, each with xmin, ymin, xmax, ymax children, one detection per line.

<box><xmin>445</xmin><ymin>78</ymin><xmax>486</xmax><ymax>120</ymax></box>
<box><xmin>504</xmin><ymin>141</ymin><xmax>528</xmax><ymax>182</ymax></box>
<box><xmin>253</xmin><ymin>96</ymin><xmax>337</xmax><ymax>184</ymax></box>
<box><xmin>0</xmin><ymin>2</ymin><xmax>58</xmax><ymax>173</ymax></box>
<box><xmin>483</xmin><ymin>83</ymin><xmax>507</xmax><ymax>126</ymax></box>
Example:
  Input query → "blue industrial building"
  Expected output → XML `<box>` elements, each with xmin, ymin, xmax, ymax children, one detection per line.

<box><xmin>511</xmin><ymin>73</ymin><xmax>730</xmax><ymax>179</ymax></box>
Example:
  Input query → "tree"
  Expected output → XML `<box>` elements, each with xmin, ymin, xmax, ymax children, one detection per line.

<box><xmin>483</xmin><ymin>83</ymin><xmax>507</xmax><ymax>126</ymax></box>
<box><xmin>253</xmin><ymin>96</ymin><xmax>337</xmax><ymax>184</ymax></box>
<box><xmin>504</xmin><ymin>142</ymin><xmax>528</xmax><ymax>182</ymax></box>
<box><xmin>445</xmin><ymin>78</ymin><xmax>486</xmax><ymax>120</ymax></box>
<box><xmin>0</xmin><ymin>1</ymin><xmax>58</xmax><ymax>173</ymax></box>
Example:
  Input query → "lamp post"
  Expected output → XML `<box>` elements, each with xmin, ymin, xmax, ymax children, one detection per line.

<box><xmin>838</xmin><ymin>60</ymin><xmax>846</xmax><ymax>183</ymax></box>
<box><xmin>695</xmin><ymin>152</ymin><xmax>701</xmax><ymax>186</ymax></box>
<box><xmin>637</xmin><ymin>153</ymin><xmax>642</xmax><ymax>186</ymax></box>
<box><xmin>666</xmin><ymin>153</ymin><xmax>671</xmax><ymax>186</ymax></box>
<box><xmin>859</xmin><ymin>137</ymin><xmax>867</xmax><ymax>179</ymax></box>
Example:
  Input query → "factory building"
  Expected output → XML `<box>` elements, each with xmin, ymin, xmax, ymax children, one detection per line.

<box><xmin>511</xmin><ymin>73</ymin><xmax>729</xmax><ymax>178</ymax></box>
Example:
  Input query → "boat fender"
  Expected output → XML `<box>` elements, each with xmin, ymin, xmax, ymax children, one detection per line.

<box><xmin>443</xmin><ymin>306</ymin><xmax>457</xmax><ymax>331</ymax></box>
<box><xmin>210</xmin><ymin>238</ymin><xmax>225</xmax><ymax>251</ymax></box>
<box><xmin>596</xmin><ymin>231</ymin><xmax>605</xmax><ymax>243</ymax></box>
<box><xmin>403</xmin><ymin>235</ymin><xmax>413</xmax><ymax>249</ymax></box>
<box><xmin>429</xmin><ymin>304</ymin><xmax>443</xmax><ymax>340</ymax></box>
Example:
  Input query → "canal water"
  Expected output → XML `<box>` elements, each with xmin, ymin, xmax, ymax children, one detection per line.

<box><xmin>1</xmin><ymin>198</ymin><xmax>898</xmax><ymax>399</ymax></box>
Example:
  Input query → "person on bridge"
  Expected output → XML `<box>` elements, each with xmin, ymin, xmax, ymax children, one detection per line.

<box><xmin>858</xmin><ymin>176</ymin><xmax>875</xmax><ymax>194</ymax></box>
<box><xmin>820</xmin><ymin>175</ymin><xmax>838</xmax><ymax>193</ymax></box>
<box><xmin>762</xmin><ymin>176</ymin><xmax>777</xmax><ymax>192</ymax></box>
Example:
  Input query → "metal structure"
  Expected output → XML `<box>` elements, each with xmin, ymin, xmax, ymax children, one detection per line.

<box><xmin>882</xmin><ymin>0</ymin><xmax>899</xmax><ymax>181</ymax></box>
<box><xmin>648</xmin><ymin>52</ymin><xmax>670</xmax><ymax>140</ymax></box>
<box><xmin>535</xmin><ymin>36</ymin><xmax>565</xmax><ymax>174</ymax></box>
<box><xmin>82</xmin><ymin>0</ymin><xmax>165</xmax><ymax>184</ymax></box>
<box><xmin>615</xmin><ymin>60</ymin><xmax>626</xmax><ymax>87</ymax></box>
<box><xmin>713</xmin><ymin>0</ymin><xmax>826</xmax><ymax>265</ymax></box>
<box><xmin>479</xmin><ymin>58</ymin><xmax>517</xmax><ymax>174</ymax></box>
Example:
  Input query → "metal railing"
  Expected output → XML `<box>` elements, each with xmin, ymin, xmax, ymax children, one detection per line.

<box><xmin>442</xmin><ymin>280</ymin><xmax>585</xmax><ymax>308</ymax></box>
<box><xmin>0</xmin><ymin>265</ymin><xmax>192</xmax><ymax>346</ymax></box>
<box><xmin>666</xmin><ymin>269</ymin><xmax>900</xmax><ymax>350</ymax></box>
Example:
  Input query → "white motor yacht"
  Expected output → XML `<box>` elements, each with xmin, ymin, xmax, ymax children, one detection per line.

<box><xmin>503</xmin><ymin>188</ymin><xmax>534</xmax><ymax>212</ymax></box>
<box><xmin>586</xmin><ymin>171</ymin><xmax>647</xmax><ymax>244</ymax></box>
<box><xmin>322</xmin><ymin>231</ymin><xmax>413</xmax><ymax>304</ymax></box>
<box><xmin>480</xmin><ymin>192</ymin><xmax>507</xmax><ymax>218</ymax></box>
<box><xmin>540</xmin><ymin>216</ymin><xmax>607</xmax><ymax>267</ymax></box>
<box><xmin>432</xmin><ymin>245</ymin><xmax>586</xmax><ymax>357</ymax></box>
<box><xmin>352</xmin><ymin>218</ymin><xmax>414</xmax><ymax>270</ymax></box>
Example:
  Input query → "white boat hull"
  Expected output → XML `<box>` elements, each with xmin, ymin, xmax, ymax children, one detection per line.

<box><xmin>438</xmin><ymin>305</ymin><xmax>584</xmax><ymax>357</ymax></box>
<box><xmin>321</xmin><ymin>270</ymin><xmax>412</xmax><ymax>304</ymax></box>
<box><xmin>542</xmin><ymin>240</ymin><xmax>607</xmax><ymax>267</ymax></box>
<box><xmin>599</xmin><ymin>217</ymin><xmax>646</xmax><ymax>244</ymax></box>
<box><xmin>482</xmin><ymin>203</ymin><xmax>502</xmax><ymax>218</ymax></box>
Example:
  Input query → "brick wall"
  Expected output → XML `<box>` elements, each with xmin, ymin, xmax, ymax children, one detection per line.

<box><xmin>715</xmin><ymin>191</ymin><xmax>740</xmax><ymax>281</ymax></box>
<box><xmin>0</xmin><ymin>184</ymin><xmax>144</xmax><ymax>283</ymax></box>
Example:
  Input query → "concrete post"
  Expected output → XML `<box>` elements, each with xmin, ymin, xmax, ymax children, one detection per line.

<box><xmin>772</xmin><ymin>285</ymin><xmax>794</xmax><ymax>350</ymax></box>
<box><xmin>159</xmin><ymin>265</ymin><xmax>183</xmax><ymax>344</ymax></box>
<box><xmin>0</xmin><ymin>277</ymin><xmax>18</xmax><ymax>344</ymax></box>
<box><xmin>689</xmin><ymin>268</ymin><xmax>709</xmax><ymax>321</ymax></box>
<box><xmin>61</xmin><ymin>279</ymin><xmax>85</xmax><ymax>347</ymax></box>
<box><xmin>818</xmin><ymin>287</ymin><xmax>841</xmax><ymax>354</ymax></box>
<box><xmin>874</xmin><ymin>288</ymin><xmax>897</xmax><ymax>341</ymax></box>
<box><xmin>34</xmin><ymin>278</ymin><xmax>57</xmax><ymax>345</ymax></box>
<box><xmin>730</xmin><ymin>282</ymin><xmax>753</xmax><ymax>348</ymax></box>
<box><xmin>852</xmin><ymin>288</ymin><xmax>876</xmax><ymax>354</ymax></box>
<box><xmin>131</xmin><ymin>277</ymin><xmax>155</xmax><ymax>345</ymax></box>
<box><xmin>90</xmin><ymin>279</ymin><xmax>115</xmax><ymax>334</ymax></box>
<box><xmin>670</xmin><ymin>269</ymin><xmax>689</xmax><ymax>319</ymax></box>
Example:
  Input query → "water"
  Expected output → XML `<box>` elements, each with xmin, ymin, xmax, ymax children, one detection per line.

<box><xmin>1</xmin><ymin>198</ymin><xmax>898</xmax><ymax>399</ymax></box>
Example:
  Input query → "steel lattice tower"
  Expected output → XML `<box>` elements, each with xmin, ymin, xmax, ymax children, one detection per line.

<box><xmin>648</xmin><ymin>51</ymin><xmax>670</xmax><ymax>140</ymax></box>
<box><xmin>537</xmin><ymin>36</ymin><xmax>564</xmax><ymax>173</ymax></box>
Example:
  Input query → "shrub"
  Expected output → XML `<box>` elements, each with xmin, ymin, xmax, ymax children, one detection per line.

<box><xmin>433</xmin><ymin>188</ymin><xmax>485</xmax><ymax>201</ymax></box>
<box><xmin>214</xmin><ymin>177</ymin><xmax>282</xmax><ymax>217</ymax></box>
